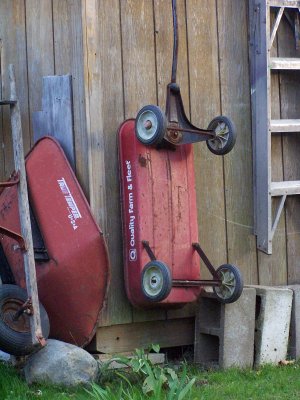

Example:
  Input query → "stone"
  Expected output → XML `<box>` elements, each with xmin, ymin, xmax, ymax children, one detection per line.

<box><xmin>0</xmin><ymin>350</ymin><xmax>10</xmax><ymax>362</ymax></box>
<box><xmin>24</xmin><ymin>339</ymin><xmax>99</xmax><ymax>386</ymax></box>
<box><xmin>251</xmin><ymin>285</ymin><xmax>293</xmax><ymax>366</ymax></box>
<box><xmin>194</xmin><ymin>287</ymin><xmax>256</xmax><ymax>368</ymax></box>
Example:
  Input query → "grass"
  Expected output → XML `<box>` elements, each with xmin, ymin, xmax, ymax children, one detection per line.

<box><xmin>0</xmin><ymin>361</ymin><xmax>87</xmax><ymax>400</ymax></box>
<box><xmin>1</xmin><ymin>358</ymin><xmax>300</xmax><ymax>399</ymax></box>
<box><xmin>189</xmin><ymin>363</ymin><xmax>300</xmax><ymax>400</ymax></box>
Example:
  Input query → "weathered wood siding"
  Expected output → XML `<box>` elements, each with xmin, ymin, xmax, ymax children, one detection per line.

<box><xmin>0</xmin><ymin>0</ymin><xmax>297</xmax><ymax>330</ymax></box>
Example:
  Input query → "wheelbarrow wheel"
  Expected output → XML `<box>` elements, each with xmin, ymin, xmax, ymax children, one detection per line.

<box><xmin>213</xmin><ymin>264</ymin><xmax>243</xmax><ymax>304</ymax></box>
<box><xmin>135</xmin><ymin>105</ymin><xmax>167</xmax><ymax>146</ymax></box>
<box><xmin>0</xmin><ymin>284</ymin><xmax>50</xmax><ymax>356</ymax></box>
<box><xmin>206</xmin><ymin>116</ymin><xmax>236</xmax><ymax>155</ymax></box>
<box><xmin>141</xmin><ymin>260</ymin><xmax>172</xmax><ymax>302</ymax></box>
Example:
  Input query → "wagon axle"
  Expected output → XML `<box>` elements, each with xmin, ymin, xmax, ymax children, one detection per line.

<box><xmin>141</xmin><ymin>240</ymin><xmax>243</xmax><ymax>304</ymax></box>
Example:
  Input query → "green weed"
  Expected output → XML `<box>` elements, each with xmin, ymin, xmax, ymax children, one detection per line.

<box><xmin>86</xmin><ymin>345</ymin><xmax>195</xmax><ymax>400</ymax></box>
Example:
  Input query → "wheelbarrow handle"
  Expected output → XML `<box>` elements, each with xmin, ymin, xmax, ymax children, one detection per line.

<box><xmin>171</xmin><ymin>0</ymin><xmax>178</xmax><ymax>83</ymax></box>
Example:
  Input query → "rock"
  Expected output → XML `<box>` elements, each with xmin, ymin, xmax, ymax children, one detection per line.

<box><xmin>24</xmin><ymin>339</ymin><xmax>98</xmax><ymax>386</ymax></box>
<box><xmin>0</xmin><ymin>350</ymin><xmax>10</xmax><ymax>362</ymax></box>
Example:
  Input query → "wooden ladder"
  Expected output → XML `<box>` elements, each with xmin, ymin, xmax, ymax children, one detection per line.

<box><xmin>0</xmin><ymin>65</ymin><xmax>45</xmax><ymax>349</ymax></box>
<box><xmin>249</xmin><ymin>1</ymin><xmax>300</xmax><ymax>254</ymax></box>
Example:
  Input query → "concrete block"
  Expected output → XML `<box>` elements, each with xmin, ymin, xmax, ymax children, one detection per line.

<box><xmin>252</xmin><ymin>286</ymin><xmax>293</xmax><ymax>366</ymax></box>
<box><xmin>286</xmin><ymin>285</ymin><xmax>300</xmax><ymax>360</ymax></box>
<box><xmin>194</xmin><ymin>287</ymin><xmax>256</xmax><ymax>369</ymax></box>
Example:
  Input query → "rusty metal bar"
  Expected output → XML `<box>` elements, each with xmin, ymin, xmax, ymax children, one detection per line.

<box><xmin>0</xmin><ymin>226</ymin><xmax>26</xmax><ymax>250</ymax></box>
<box><xmin>172</xmin><ymin>279</ymin><xmax>220</xmax><ymax>287</ymax></box>
<box><xmin>192</xmin><ymin>242</ymin><xmax>219</xmax><ymax>279</ymax></box>
<box><xmin>0</xmin><ymin>172</ymin><xmax>20</xmax><ymax>188</ymax></box>
<box><xmin>142</xmin><ymin>240</ymin><xmax>157</xmax><ymax>261</ymax></box>
<box><xmin>167</xmin><ymin>125</ymin><xmax>214</xmax><ymax>138</ymax></box>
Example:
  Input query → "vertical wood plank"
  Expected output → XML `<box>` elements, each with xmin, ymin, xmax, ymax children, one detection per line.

<box><xmin>186</xmin><ymin>0</ymin><xmax>226</xmax><ymax>276</ymax></box>
<box><xmin>121</xmin><ymin>0</ymin><xmax>157</xmax><ymax>118</ymax></box>
<box><xmin>52</xmin><ymin>0</ymin><xmax>89</xmax><ymax>195</ymax></box>
<box><xmin>217</xmin><ymin>0</ymin><xmax>258</xmax><ymax>284</ymax></box>
<box><xmin>0</xmin><ymin>0</ymin><xmax>30</xmax><ymax>176</ymax></box>
<box><xmin>25</xmin><ymin>0</ymin><xmax>54</xmax><ymax>140</ymax></box>
<box><xmin>97</xmin><ymin>0</ymin><xmax>132</xmax><ymax>325</ymax></box>
<box><xmin>100</xmin><ymin>0</ymin><xmax>133</xmax><ymax>326</ymax></box>
<box><xmin>277</xmin><ymin>18</ymin><xmax>300</xmax><ymax>284</ymax></box>
<box><xmin>82</xmin><ymin>0</ymin><xmax>106</xmax><ymax>229</ymax></box>
<box><xmin>82</xmin><ymin>0</ymin><xmax>109</xmax><ymax>321</ymax></box>
<box><xmin>32</xmin><ymin>75</ymin><xmax>75</xmax><ymax>169</ymax></box>
<box><xmin>120</xmin><ymin>0</ymin><xmax>165</xmax><ymax>322</ymax></box>
<box><xmin>82</xmin><ymin>0</ymin><xmax>133</xmax><ymax>326</ymax></box>
<box><xmin>257</xmin><ymin>11</ymin><xmax>287</xmax><ymax>286</ymax></box>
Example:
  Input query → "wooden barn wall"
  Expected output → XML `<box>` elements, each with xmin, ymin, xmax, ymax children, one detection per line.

<box><xmin>0</xmin><ymin>0</ymin><xmax>88</xmax><ymax>192</ymax></box>
<box><xmin>0</xmin><ymin>0</ymin><xmax>298</xmax><ymax>329</ymax></box>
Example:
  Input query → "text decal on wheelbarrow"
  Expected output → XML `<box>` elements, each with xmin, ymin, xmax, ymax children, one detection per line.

<box><xmin>57</xmin><ymin>177</ymin><xmax>82</xmax><ymax>230</ymax></box>
<box><xmin>125</xmin><ymin>160</ymin><xmax>137</xmax><ymax>262</ymax></box>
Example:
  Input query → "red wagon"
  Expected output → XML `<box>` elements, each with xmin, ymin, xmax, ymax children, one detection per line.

<box><xmin>119</xmin><ymin>0</ymin><xmax>243</xmax><ymax>308</ymax></box>
<box><xmin>119</xmin><ymin>121</ymin><xmax>242</xmax><ymax>308</ymax></box>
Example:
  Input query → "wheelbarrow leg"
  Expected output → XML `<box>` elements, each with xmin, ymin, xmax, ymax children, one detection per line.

<box><xmin>8</xmin><ymin>65</ymin><xmax>45</xmax><ymax>349</ymax></box>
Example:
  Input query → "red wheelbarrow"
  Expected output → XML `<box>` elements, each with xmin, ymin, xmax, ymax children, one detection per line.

<box><xmin>119</xmin><ymin>0</ymin><xmax>243</xmax><ymax>308</ymax></box>
<box><xmin>0</xmin><ymin>136</ymin><xmax>109</xmax><ymax>354</ymax></box>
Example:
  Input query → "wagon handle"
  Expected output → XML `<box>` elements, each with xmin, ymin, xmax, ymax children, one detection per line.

<box><xmin>171</xmin><ymin>0</ymin><xmax>178</xmax><ymax>83</ymax></box>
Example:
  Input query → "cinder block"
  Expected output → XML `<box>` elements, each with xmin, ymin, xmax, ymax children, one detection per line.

<box><xmin>286</xmin><ymin>285</ymin><xmax>300</xmax><ymax>360</ymax></box>
<box><xmin>194</xmin><ymin>287</ymin><xmax>256</xmax><ymax>369</ymax></box>
<box><xmin>252</xmin><ymin>286</ymin><xmax>293</xmax><ymax>366</ymax></box>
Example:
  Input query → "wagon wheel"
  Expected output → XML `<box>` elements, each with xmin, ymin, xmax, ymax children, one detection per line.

<box><xmin>141</xmin><ymin>261</ymin><xmax>172</xmax><ymax>302</ymax></box>
<box><xmin>0</xmin><ymin>284</ymin><xmax>50</xmax><ymax>356</ymax></box>
<box><xmin>213</xmin><ymin>264</ymin><xmax>243</xmax><ymax>304</ymax></box>
<box><xmin>135</xmin><ymin>105</ymin><xmax>167</xmax><ymax>146</ymax></box>
<box><xmin>206</xmin><ymin>116</ymin><xmax>236</xmax><ymax>155</ymax></box>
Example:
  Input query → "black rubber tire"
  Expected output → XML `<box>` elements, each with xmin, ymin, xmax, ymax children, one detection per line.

<box><xmin>141</xmin><ymin>260</ymin><xmax>172</xmax><ymax>302</ymax></box>
<box><xmin>135</xmin><ymin>105</ymin><xmax>167</xmax><ymax>146</ymax></box>
<box><xmin>0</xmin><ymin>284</ymin><xmax>50</xmax><ymax>356</ymax></box>
<box><xmin>206</xmin><ymin>116</ymin><xmax>237</xmax><ymax>155</ymax></box>
<box><xmin>213</xmin><ymin>264</ymin><xmax>243</xmax><ymax>304</ymax></box>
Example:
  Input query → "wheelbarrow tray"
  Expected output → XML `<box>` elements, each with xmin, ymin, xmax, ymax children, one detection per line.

<box><xmin>0</xmin><ymin>137</ymin><xmax>109</xmax><ymax>347</ymax></box>
<box><xmin>119</xmin><ymin>119</ymin><xmax>201</xmax><ymax>308</ymax></box>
